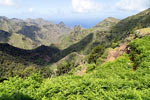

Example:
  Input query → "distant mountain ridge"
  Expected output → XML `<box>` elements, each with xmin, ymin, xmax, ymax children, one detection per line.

<box><xmin>59</xmin><ymin>8</ymin><xmax>150</xmax><ymax>53</ymax></box>
<box><xmin>110</xmin><ymin>8</ymin><xmax>150</xmax><ymax>41</ymax></box>
<box><xmin>0</xmin><ymin>17</ymin><xmax>72</xmax><ymax>49</ymax></box>
<box><xmin>58</xmin><ymin>17</ymin><xmax>120</xmax><ymax>51</ymax></box>
<box><xmin>0</xmin><ymin>8</ymin><xmax>150</xmax><ymax>78</ymax></box>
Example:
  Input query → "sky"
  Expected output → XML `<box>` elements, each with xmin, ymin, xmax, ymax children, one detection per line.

<box><xmin>0</xmin><ymin>0</ymin><xmax>150</xmax><ymax>28</ymax></box>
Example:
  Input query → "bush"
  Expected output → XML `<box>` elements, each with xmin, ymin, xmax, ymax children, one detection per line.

<box><xmin>1</xmin><ymin>53</ymin><xmax>150</xmax><ymax>100</ymax></box>
<box><xmin>86</xmin><ymin>63</ymin><xmax>96</xmax><ymax>73</ymax></box>
<box><xmin>1</xmin><ymin>36</ymin><xmax>150</xmax><ymax>100</ymax></box>
<box><xmin>88</xmin><ymin>45</ymin><xmax>104</xmax><ymax>64</ymax></box>
<box><xmin>111</xmin><ymin>42</ymin><xmax>119</xmax><ymax>48</ymax></box>
<box><xmin>56</xmin><ymin>61</ymin><xmax>75</xmax><ymax>76</ymax></box>
<box><xmin>128</xmin><ymin>36</ymin><xmax>150</xmax><ymax>69</ymax></box>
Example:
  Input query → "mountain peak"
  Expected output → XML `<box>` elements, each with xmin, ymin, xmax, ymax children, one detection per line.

<box><xmin>58</xmin><ymin>21</ymin><xmax>65</xmax><ymax>25</ymax></box>
<box><xmin>57</xmin><ymin>21</ymin><xmax>66</xmax><ymax>28</ymax></box>
<box><xmin>103</xmin><ymin>17</ymin><xmax>120</xmax><ymax>22</ymax></box>
<box><xmin>95</xmin><ymin>17</ymin><xmax>120</xmax><ymax>28</ymax></box>
<box><xmin>59</xmin><ymin>21</ymin><xmax>65</xmax><ymax>25</ymax></box>
<box><xmin>74</xmin><ymin>25</ymin><xmax>83</xmax><ymax>33</ymax></box>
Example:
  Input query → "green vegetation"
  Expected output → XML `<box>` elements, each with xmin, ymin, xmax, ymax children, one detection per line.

<box><xmin>86</xmin><ymin>63</ymin><xmax>96</xmax><ymax>72</ymax></box>
<box><xmin>88</xmin><ymin>45</ymin><xmax>104</xmax><ymax>63</ymax></box>
<box><xmin>59</xmin><ymin>17</ymin><xmax>120</xmax><ymax>52</ymax></box>
<box><xmin>56</xmin><ymin>61</ymin><xmax>75</xmax><ymax>76</ymax></box>
<box><xmin>1</xmin><ymin>9</ymin><xmax>150</xmax><ymax>100</ymax></box>
<box><xmin>0</xmin><ymin>43</ymin><xmax>60</xmax><ymax>78</ymax></box>
<box><xmin>129</xmin><ymin>36</ymin><xmax>150</xmax><ymax>69</ymax></box>
<box><xmin>0</xmin><ymin>30</ymin><xmax>11</xmax><ymax>43</ymax></box>
<box><xmin>110</xmin><ymin>9</ymin><xmax>150</xmax><ymax>41</ymax></box>
<box><xmin>1</xmin><ymin>36</ymin><xmax>150</xmax><ymax>99</ymax></box>
<box><xmin>0</xmin><ymin>17</ymin><xmax>72</xmax><ymax>49</ymax></box>
<box><xmin>59</xmin><ymin>9</ymin><xmax>150</xmax><ymax>56</ymax></box>
<box><xmin>8</xmin><ymin>33</ymin><xmax>37</xmax><ymax>49</ymax></box>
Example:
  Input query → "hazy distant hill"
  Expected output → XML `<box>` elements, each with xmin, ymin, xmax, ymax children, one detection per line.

<box><xmin>1</xmin><ymin>9</ymin><xmax>150</xmax><ymax>79</ymax></box>
<box><xmin>58</xmin><ymin>17</ymin><xmax>120</xmax><ymax>52</ymax></box>
<box><xmin>0</xmin><ymin>17</ymin><xmax>72</xmax><ymax>49</ymax></box>
<box><xmin>59</xmin><ymin>9</ymin><xmax>150</xmax><ymax>54</ymax></box>
<box><xmin>1</xmin><ymin>9</ymin><xmax>150</xmax><ymax>100</ymax></box>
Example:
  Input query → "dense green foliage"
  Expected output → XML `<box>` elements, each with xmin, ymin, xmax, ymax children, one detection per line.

<box><xmin>1</xmin><ymin>36</ymin><xmax>150</xmax><ymax>99</ymax></box>
<box><xmin>1</xmin><ymin>9</ymin><xmax>150</xmax><ymax>80</ymax></box>
<box><xmin>56</xmin><ymin>61</ymin><xmax>75</xmax><ymax>76</ymax></box>
<box><xmin>129</xmin><ymin>36</ymin><xmax>150</xmax><ymax>69</ymax></box>
<box><xmin>110</xmin><ymin>8</ymin><xmax>150</xmax><ymax>41</ymax></box>
<box><xmin>86</xmin><ymin>63</ymin><xmax>96</xmax><ymax>72</ymax></box>
<box><xmin>0</xmin><ymin>54</ymin><xmax>149</xmax><ymax>100</ymax></box>
<box><xmin>1</xmin><ymin>9</ymin><xmax>150</xmax><ymax>100</ymax></box>
<box><xmin>88</xmin><ymin>45</ymin><xmax>104</xmax><ymax>63</ymax></box>
<box><xmin>0</xmin><ymin>43</ymin><xmax>60</xmax><ymax>78</ymax></box>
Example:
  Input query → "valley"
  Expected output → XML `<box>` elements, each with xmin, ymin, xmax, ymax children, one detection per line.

<box><xmin>0</xmin><ymin>8</ymin><xmax>150</xmax><ymax>100</ymax></box>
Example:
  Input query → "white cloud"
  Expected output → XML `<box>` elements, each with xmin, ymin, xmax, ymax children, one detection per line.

<box><xmin>116</xmin><ymin>0</ymin><xmax>150</xmax><ymax>11</ymax></box>
<box><xmin>29</xmin><ymin>8</ymin><xmax>33</xmax><ymax>12</ymax></box>
<box><xmin>72</xmin><ymin>0</ymin><xmax>103</xmax><ymax>13</ymax></box>
<box><xmin>0</xmin><ymin>0</ymin><xmax>14</xmax><ymax>6</ymax></box>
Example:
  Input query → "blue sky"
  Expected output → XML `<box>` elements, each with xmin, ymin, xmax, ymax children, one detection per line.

<box><xmin>0</xmin><ymin>0</ymin><xmax>150</xmax><ymax>28</ymax></box>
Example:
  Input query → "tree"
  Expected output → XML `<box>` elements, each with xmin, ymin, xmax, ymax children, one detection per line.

<box><xmin>88</xmin><ymin>45</ymin><xmax>104</xmax><ymax>64</ymax></box>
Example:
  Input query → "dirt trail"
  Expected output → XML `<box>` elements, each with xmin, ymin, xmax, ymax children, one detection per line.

<box><xmin>105</xmin><ymin>43</ymin><xmax>127</xmax><ymax>62</ymax></box>
<box><xmin>75</xmin><ymin>43</ymin><xmax>128</xmax><ymax>76</ymax></box>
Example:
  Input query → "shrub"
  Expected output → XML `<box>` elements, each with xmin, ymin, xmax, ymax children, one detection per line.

<box><xmin>56</xmin><ymin>61</ymin><xmax>75</xmax><ymax>75</ymax></box>
<box><xmin>86</xmin><ymin>63</ymin><xmax>96</xmax><ymax>73</ymax></box>
<box><xmin>88</xmin><ymin>45</ymin><xmax>104</xmax><ymax>64</ymax></box>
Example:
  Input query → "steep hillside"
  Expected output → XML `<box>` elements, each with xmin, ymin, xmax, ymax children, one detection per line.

<box><xmin>1</xmin><ymin>8</ymin><xmax>150</xmax><ymax>100</ymax></box>
<box><xmin>0</xmin><ymin>17</ymin><xmax>72</xmax><ymax>49</ymax></box>
<box><xmin>1</xmin><ymin>35</ymin><xmax>150</xmax><ymax>99</ymax></box>
<box><xmin>0</xmin><ymin>30</ymin><xmax>37</xmax><ymax>49</ymax></box>
<box><xmin>0</xmin><ymin>43</ymin><xmax>60</xmax><ymax>78</ymax></box>
<box><xmin>110</xmin><ymin>8</ymin><xmax>150</xmax><ymax>41</ymax></box>
<box><xmin>0</xmin><ymin>9</ymin><xmax>150</xmax><ymax>79</ymax></box>
<box><xmin>50</xmin><ymin>9</ymin><xmax>150</xmax><ymax>77</ymax></box>
<box><xmin>0</xmin><ymin>30</ymin><xmax>11</xmax><ymax>42</ymax></box>
<box><xmin>59</xmin><ymin>9</ymin><xmax>150</xmax><ymax>55</ymax></box>
<box><xmin>59</xmin><ymin>17</ymin><xmax>120</xmax><ymax>52</ymax></box>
